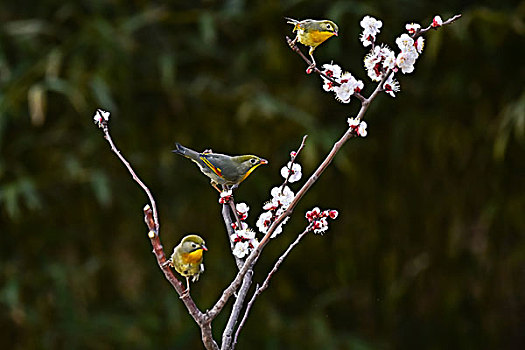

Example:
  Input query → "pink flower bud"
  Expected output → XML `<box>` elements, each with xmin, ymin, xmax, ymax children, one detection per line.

<box><xmin>432</xmin><ymin>15</ymin><xmax>443</xmax><ymax>28</ymax></box>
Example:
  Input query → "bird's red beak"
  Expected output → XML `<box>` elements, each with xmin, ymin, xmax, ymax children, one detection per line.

<box><xmin>260</xmin><ymin>159</ymin><xmax>268</xmax><ymax>165</ymax></box>
<box><xmin>333</xmin><ymin>32</ymin><xmax>338</xmax><ymax>36</ymax></box>
<box><xmin>201</xmin><ymin>245</ymin><xmax>208</xmax><ymax>251</ymax></box>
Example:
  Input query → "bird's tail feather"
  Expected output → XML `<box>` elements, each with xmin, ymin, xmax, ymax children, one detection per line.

<box><xmin>284</xmin><ymin>17</ymin><xmax>300</xmax><ymax>32</ymax></box>
<box><xmin>284</xmin><ymin>17</ymin><xmax>298</xmax><ymax>25</ymax></box>
<box><xmin>172</xmin><ymin>142</ymin><xmax>200</xmax><ymax>160</ymax></box>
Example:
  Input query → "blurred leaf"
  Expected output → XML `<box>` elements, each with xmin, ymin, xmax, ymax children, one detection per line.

<box><xmin>494</xmin><ymin>91</ymin><xmax>525</xmax><ymax>159</ymax></box>
<box><xmin>28</xmin><ymin>84</ymin><xmax>46</xmax><ymax>126</ymax></box>
<box><xmin>0</xmin><ymin>177</ymin><xmax>41</xmax><ymax>219</ymax></box>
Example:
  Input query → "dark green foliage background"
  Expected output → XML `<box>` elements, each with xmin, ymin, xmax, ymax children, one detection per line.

<box><xmin>1</xmin><ymin>0</ymin><xmax>524</xmax><ymax>349</ymax></box>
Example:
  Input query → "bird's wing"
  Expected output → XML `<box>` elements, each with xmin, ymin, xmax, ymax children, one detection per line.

<box><xmin>199</xmin><ymin>154</ymin><xmax>225</xmax><ymax>179</ymax></box>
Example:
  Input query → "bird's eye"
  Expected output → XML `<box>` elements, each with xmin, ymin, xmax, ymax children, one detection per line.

<box><xmin>250</xmin><ymin>158</ymin><xmax>257</xmax><ymax>164</ymax></box>
<box><xmin>191</xmin><ymin>243</ymin><xmax>197</xmax><ymax>248</ymax></box>
<box><xmin>326</xmin><ymin>24</ymin><xmax>332</xmax><ymax>30</ymax></box>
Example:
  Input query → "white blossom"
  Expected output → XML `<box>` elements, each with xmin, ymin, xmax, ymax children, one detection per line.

<box><xmin>364</xmin><ymin>45</ymin><xmax>394</xmax><ymax>81</ymax></box>
<box><xmin>236</xmin><ymin>202</ymin><xmax>249</xmax><ymax>214</ymax></box>
<box><xmin>232</xmin><ymin>221</ymin><xmax>248</xmax><ymax>231</ymax></box>
<box><xmin>313</xmin><ymin>217</ymin><xmax>329</xmax><ymax>234</ymax></box>
<box><xmin>360</xmin><ymin>16</ymin><xmax>383</xmax><ymax>34</ymax></box>
<box><xmin>383</xmin><ymin>50</ymin><xmax>397</xmax><ymax>70</ymax></box>
<box><xmin>383</xmin><ymin>73</ymin><xmax>400</xmax><ymax>97</ymax></box>
<box><xmin>220</xmin><ymin>189</ymin><xmax>232</xmax><ymax>198</ymax></box>
<box><xmin>321</xmin><ymin>63</ymin><xmax>342</xmax><ymax>79</ymax></box>
<box><xmin>396</xmin><ymin>51</ymin><xmax>417</xmax><ymax>74</ymax></box>
<box><xmin>256</xmin><ymin>211</ymin><xmax>273</xmax><ymax>234</ymax></box>
<box><xmin>396</xmin><ymin>33</ymin><xmax>415</xmax><ymax>53</ymax></box>
<box><xmin>306</xmin><ymin>207</ymin><xmax>321</xmax><ymax>221</ymax></box>
<box><xmin>360</xmin><ymin>16</ymin><xmax>382</xmax><ymax>47</ymax></box>
<box><xmin>93</xmin><ymin>109</ymin><xmax>110</xmax><ymax>127</ymax></box>
<box><xmin>335</xmin><ymin>82</ymin><xmax>353</xmax><ymax>103</ymax></box>
<box><xmin>235</xmin><ymin>228</ymin><xmax>255</xmax><ymax>240</ymax></box>
<box><xmin>347</xmin><ymin>117</ymin><xmax>360</xmax><ymax>127</ymax></box>
<box><xmin>415</xmin><ymin>37</ymin><xmax>425</xmax><ymax>54</ymax></box>
<box><xmin>334</xmin><ymin>72</ymin><xmax>362</xmax><ymax>103</ymax></box>
<box><xmin>232</xmin><ymin>241</ymin><xmax>250</xmax><ymax>259</ymax></box>
<box><xmin>359</xmin><ymin>33</ymin><xmax>374</xmax><ymax>47</ymax></box>
<box><xmin>405</xmin><ymin>23</ymin><xmax>421</xmax><ymax>34</ymax></box>
<box><xmin>347</xmin><ymin>118</ymin><xmax>368</xmax><ymax>137</ymax></box>
<box><xmin>322</xmin><ymin>78</ymin><xmax>337</xmax><ymax>92</ymax></box>
<box><xmin>281</xmin><ymin>162</ymin><xmax>302</xmax><ymax>183</ymax></box>
<box><xmin>262</xmin><ymin>201</ymin><xmax>277</xmax><ymax>211</ymax></box>
<box><xmin>236</xmin><ymin>202</ymin><xmax>250</xmax><ymax>220</ymax></box>
<box><xmin>270</xmin><ymin>186</ymin><xmax>294</xmax><ymax>208</ymax></box>
<box><xmin>358</xmin><ymin>121</ymin><xmax>368</xmax><ymax>137</ymax></box>
<box><xmin>219</xmin><ymin>189</ymin><xmax>233</xmax><ymax>204</ymax></box>
<box><xmin>249</xmin><ymin>238</ymin><xmax>259</xmax><ymax>250</ymax></box>
<box><xmin>270</xmin><ymin>222</ymin><xmax>285</xmax><ymax>238</ymax></box>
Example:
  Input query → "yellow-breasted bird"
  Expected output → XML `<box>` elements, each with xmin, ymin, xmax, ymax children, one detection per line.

<box><xmin>168</xmin><ymin>234</ymin><xmax>207</xmax><ymax>297</ymax></box>
<box><xmin>172</xmin><ymin>142</ymin><xmax>268</xmax><ymax>192</ymax></box>
<box><xmin>285</xmin><ymin>17</ymin><xmax>339</xmax><ymax>71</ymax></box>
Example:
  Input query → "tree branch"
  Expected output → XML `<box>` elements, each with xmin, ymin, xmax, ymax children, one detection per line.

<box><xmin>208</xmin><ymin>12</ymin><xmax>464</xmax><ymax>325</ymax></box>
<box><xmin>280</xmin><ymin>135</ymin><xmax>307</xmax><ymax>192</ymax></box>
<box><xmin>100</xmin><ymin>122</ymin><xmax>218</xmax><ymax>349</ymax></box>
<box><xmin>233</xmin><ymin>227</ymin><xmax>311</xmax><ymax>347</ymax></box>
<box><xmin>222</xmin><ymin>202</ymin><xmax>244</xmax><ymax>270</ymax></box>
<box><xmin>415</xmin><ymin>14</ymin><xmax>462</xmax><ymax>38</ymax></box>
<box><xmin>102</xmin><ymin>124</ymin><xmax>159</xmax><ymax>232</ymax></box>
<box><xmin>221</xmin><ymin>269</ymin><xmax>253</xmax><ymax>350</ymax></box>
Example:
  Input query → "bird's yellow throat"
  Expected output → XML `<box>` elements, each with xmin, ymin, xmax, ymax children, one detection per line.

<box><xmin>183</xmin><ymin>249</ymin><xmax>203</xmax><ymax>264</ymax></box>
<box><xmin>307</xmin><ymin>30</ymin><xmax>335</xmax><ymax>45</ymax></box>
<box><xmin>240</xmin><ymin>163</ymin><xmax>262</xmax><ymax>183</ymax></box>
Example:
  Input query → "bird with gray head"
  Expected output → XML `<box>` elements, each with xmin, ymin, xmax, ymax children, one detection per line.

<box><xmin>172</xmin><ymin>142</ymin><xmax>268</xmax><ymax>192</ymax></box>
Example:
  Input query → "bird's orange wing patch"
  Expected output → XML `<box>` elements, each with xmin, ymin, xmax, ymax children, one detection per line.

<box><xmin>200</xmin><ymin>156</ymin><xmax>224</xmax><ymax>178</ymax></box>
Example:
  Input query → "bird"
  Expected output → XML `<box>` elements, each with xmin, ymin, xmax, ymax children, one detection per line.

<box><xmin>285</xmin><ymin>18</ymin><xmax>339</xmax><ymax>72</ymax></box>
<box><xmin>168</xmin><ymin>234</ymin><xmax>208</xmax><ymax>298</ymax></box>
<box><xmin>172</xmin><ymin>142</ymin><xmax>268</xmax><ymax>192</ymax></box>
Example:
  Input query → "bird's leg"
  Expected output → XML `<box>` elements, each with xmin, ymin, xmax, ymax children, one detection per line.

<box><xmin>179</xmin><ymin>277</ymin><xmax>190</xmax><ymax>299</ymax></box>
<box><xmin>161</xmin><ymin>259</ymin><xmax>172</xmax><ymax>268</ymax></box>
<box><xmin>306</xmin><ymin>48</ymin><xmax>316</xmax><ymax>74</ymax></box>
<box><xmin>211</xmin><ymin>181</ymin><xmax>222</xmax><ymax>193</ymax></box>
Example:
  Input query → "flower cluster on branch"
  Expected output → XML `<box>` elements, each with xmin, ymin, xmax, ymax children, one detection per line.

<box><xmin>306</xmin><ymin>207</ymin><xmax>339</xmax><ymax>234</ymax></box>
<box><xmin>230</xmin><ymin>204</ymin><xmax>259</xmax><ymax>259</ymax></box>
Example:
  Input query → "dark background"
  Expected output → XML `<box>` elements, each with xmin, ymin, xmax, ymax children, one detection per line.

<box><xmin>1</xmin><ymin>0</ymin><xmax>524</xmax><ymax>349</ymax></box>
